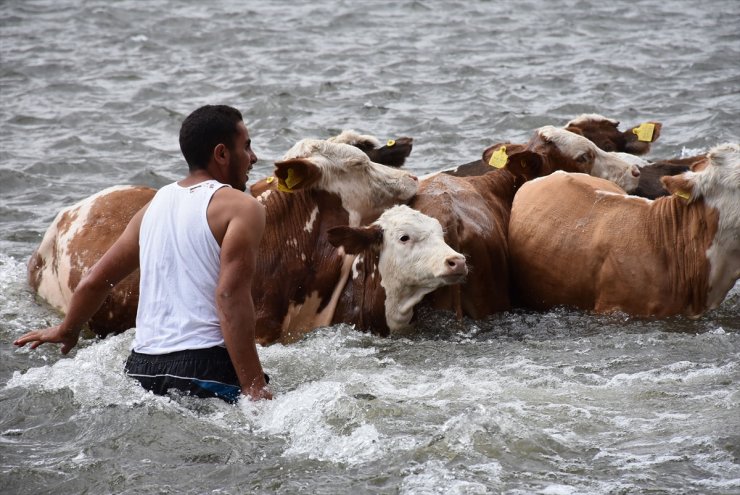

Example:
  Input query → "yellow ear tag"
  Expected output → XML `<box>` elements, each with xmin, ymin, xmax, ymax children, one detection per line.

<box><xmin>266</xmin><ymin>176</ymin><xmax>274</xmax><ymax>183</ymax></box>
<box><xmin>633</xmin><ymin>123</ymin><xmax>655</xmax><ymax>142</ymax></box>
<box><xmin>488</xmin><ymin>146</ymin><xmax>508</xmax><ymax>169</ymax></box>
<box><xmin>386</xmin><ymin>139</ymin><xmax>396</xmax><ymax>147</ymax></box>
<box><xmin>675</xmin><ymin>190</ymin><xmax>691</xmax><ymax>201</ymax></box>
<box><xmin>277</xmin><ymin>168</ymin><xmax>303</xmax><ymax>192</ymax></box>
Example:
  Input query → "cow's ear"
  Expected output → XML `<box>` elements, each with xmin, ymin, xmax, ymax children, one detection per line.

<box><xmin>563</xmin><ymin>125</ymin><xmax>584</xmax><ymax>136</ymax></box>
<box><xmin>273</xmin><ymin>158</ymin><xmax>322</xmax><ymax>192</ymax></box>
<box><xmin>482</xmin><ymin>143</ymin><xmax>543</xmax><ymax>180</ymax></box>
<box><xmin>327</xmin><ymin>225</ymin><xmax>383</xmax><ymax>254</ymax></box>
<box><xmin>505</xmin><ymin>149</ymin><xmax>545</xmax><ymax>180</ymax></box>
<box><xmin>661</xmin><ymin>173</ymin><xmax>696</xmax><ymax>203</ymax></box>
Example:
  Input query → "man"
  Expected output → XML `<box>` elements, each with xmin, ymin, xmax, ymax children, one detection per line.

<box><xmin>14</xmin><ymin>105</ymin><xmax>272</xmax><ymax>403</ymax></box>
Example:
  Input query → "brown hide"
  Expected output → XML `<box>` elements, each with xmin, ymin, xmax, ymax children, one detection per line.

<box><xmin>28</xmin><ymin>186</ymin><xmax>155</xmax><ymax>336</ymax></box>
<box><xmin>508</xmin><ymin>172</ymin><xmax>719</xmax><ymax>317</ymax></box>
<box><xmin>253</xmin><ymin>189</ymin><xmax>350</xmax><ymax>345</ymax></box>
<box><xmin>410</xmin><ymin>169</ymin><xmax>519</xmax><ymax>319</ymax></box>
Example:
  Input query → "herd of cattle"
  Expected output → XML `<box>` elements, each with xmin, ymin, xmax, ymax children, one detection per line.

<box><xmin>27</xmin><ymin>114</ymin><xmax>739</xmax><ymax>345</ymax></box>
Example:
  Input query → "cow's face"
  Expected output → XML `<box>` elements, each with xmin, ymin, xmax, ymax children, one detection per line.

<box><xmin>565</xmin><ymin>114</ymin><xmax>662</xmax><ymax>155</ymax></box>
<box><xmin>328</xmin><ymin>205</ymin><xmax>467</xmax><ymax>334</ymax></box>
<box><xmin>532</xmin><ymin>126</ymin><xmax>641</xmax><ymax>193</ymax></box>
<box><xmin>278</xmin><ymin>140</ymin><xmax>419</xmax><ymax>225</ymax></box>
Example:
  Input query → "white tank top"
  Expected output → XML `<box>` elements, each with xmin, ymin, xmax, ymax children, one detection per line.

<box><xmin>133</xmin><ymin>180</ymin><xmax>230</xmax><ymax>354</ymax></box>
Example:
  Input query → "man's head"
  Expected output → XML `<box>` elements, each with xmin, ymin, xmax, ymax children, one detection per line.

<box><xmin>179</xmin><ymin>105</ymin><xmax>258</xmax><ymax>191</ymax></box>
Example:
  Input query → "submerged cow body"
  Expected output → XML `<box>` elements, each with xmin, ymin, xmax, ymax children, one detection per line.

<box><xmin>508</xmin><ymin>143</ymin><xmax>740</xmax><ymax>317</ymax></box>
<box><xmin>28</xmin><ymin>139</ymin><xmax>420</xmax><ymax>342</ymax></box>
<box><xmin>28</xmin><ymin>185</ymin><xmax>156</xmax><ymax>335</ymax></box>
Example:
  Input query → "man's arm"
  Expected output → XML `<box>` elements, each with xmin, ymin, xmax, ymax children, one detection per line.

<box><xmin>14</xmin><ymin>204</ymin><xmax>148</xmax><ymax>354</ymax></box>
<box><xmin>215</xmin><ymin>193</ymin><xmax>271</xmax><ymax>400</ymax></box>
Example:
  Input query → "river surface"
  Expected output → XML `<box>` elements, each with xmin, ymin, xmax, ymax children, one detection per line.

<box><xmin>1</xmin><ymin>1</ymin><xmax>739</xmax><ymax>494</ymax></box>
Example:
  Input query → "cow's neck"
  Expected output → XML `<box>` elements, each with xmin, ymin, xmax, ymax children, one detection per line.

<box><xmin>255</xmin><ymin>189</ymin><xmax>351</xmax><ymax>343</ymax></box>
<box><xmin>648</xmin><ymin>196</ymin><xmax>720</xmax><ymax>314</ymax></box>
<box><xmin>473</xmin><ymin>169</ymin><xmax>519</xmax><ymax>207</ymax></box>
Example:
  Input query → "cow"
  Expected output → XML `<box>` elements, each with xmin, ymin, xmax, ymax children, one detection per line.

<box><xmin>326</xmin><ymin>204</ymin><xmax>468</xmax><ymax>336</ymax></box>
<box><xmin>252</xmin><ymin>139</ymin><xmax>420</xmax><ymax>343</ymax></box>
<box><xmin>28</xmin><ymin>139</ymin><xmax>419</xmax><ymax>341</ymax></box>
<box><xmin>564</xmin><ymin>113</ymin><xmax>662</xmax><ymax>155</ymax></box>
<box><xmin>249</xmin><ymin>129</ymin><xmax>413</xmax><ymax>197</ymax></box>
<box><xmin>507</xmin><ymin>142</ymin><xmax>739</xmax><ymax>318</ymax></box>
<box><xmin>437</xmin><ymin>126</ymin><xmax>642</xmax><ymax>193</ymax></box>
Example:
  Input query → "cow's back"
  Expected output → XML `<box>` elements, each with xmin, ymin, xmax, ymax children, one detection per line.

<box><xmin>508</xmin><ymin>172</ymin><xmax>664</xmax><ymax>312</ymax></box>
<box><xmin>29</xmin><ymin>185</ymin><xmax>155</xmax><ymax>336</ymax></box>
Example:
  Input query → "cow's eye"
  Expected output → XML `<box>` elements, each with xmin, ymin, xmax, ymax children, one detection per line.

<box><xmin>577</xmin><ymin>153</ymin><xmax>589</xmax><ymax>163</ymax></box>
<box><xmin>399</xmin><ymin>234</ymin><xmax>410</xmax><ymax>243</ymax></box>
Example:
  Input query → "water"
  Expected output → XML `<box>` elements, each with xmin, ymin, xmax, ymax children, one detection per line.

<box><xmin>2</xmin><ymin>0</ymin><xmax>739</xmax><ymax>493</ymax></box>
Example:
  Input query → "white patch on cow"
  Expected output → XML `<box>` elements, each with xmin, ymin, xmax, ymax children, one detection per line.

<box><xmin>373</xmin><ymin>205</ymin><xmax>467</xmax><ymax>334</ymax></box>
<box><xmin>303</xmin><ymin>206</ymin><xmax>319</xmax><ymax>233</ymax></box>
<box><xmin>279</xmin><ymin>253</ymin><xmax>356</xmax><ymax>343</ymax></box>
<box><xmin>692</xmin><ymin>143</ymin><xmax>740</xmax><ymax>309</ymax></box>
<box><xmin>283</xmin><ymin>139</ymin><xmax>418</xmax><ymax>226</ymax></box>
<box><xmin>565</xmin><ymin>113</ymin><xmax>619</xmax><ymax>128</ymax></box>
<box><xmin>257</xmin><ymin>189</ymin><xmax>273</xmax><ymax>203</ymax></box>
<box><xmin>301</xmin><ymin>253</ymin><xmax>306</xmax><ymax>262</ymax></box>
<box><xmin>351</xmin><ymin>254</ymin><xmax>364</xmax><ymax>280</ymax></box>
<box><xmin>327</xmin><ymin>129</ymin><xmax>382</xmax><ymax>149</ymax></box>
<box><xmin>538</xmin><ymin>126</ymin><xmax>640</xmax><ymax>193</ymax></box>
<box><xmin>34</xmin><ymin>185</ymin><xmax>136</xmax><ymax>313</ymax></box>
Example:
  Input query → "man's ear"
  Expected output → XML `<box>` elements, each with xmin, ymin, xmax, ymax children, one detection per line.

<box><xmin>327</xmin><ymin>225</ymin><xmax>383</xmax><ymax>254</ymax></box>
<box><xmin>273</xmin><ymin>158</ymin><xmax>322</xmax><ymax>192</ymax></box>
<box><xmin>214</xmin><ymin>143</ymin><xmax>229</xmax><ymax>165</ymax></box>
<box><xmin>661</xmin><ymin>173</ymin><xmax>696</xmax><ymax>202</ymax></box>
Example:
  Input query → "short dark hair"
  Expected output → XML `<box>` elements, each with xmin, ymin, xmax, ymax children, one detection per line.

<box><xmin>179</xmin><ymin>105</ymin><xmax>244</xmax><ymax>170</ymax></box>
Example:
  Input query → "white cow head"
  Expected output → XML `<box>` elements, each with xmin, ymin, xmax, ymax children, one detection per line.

<box><xmin>328</xmin><ymin>204</ymin><xmax>468</xmax><ymax>334</ymax></box>
<box><xmin>276</xmin><ymin>139</ymin><xmax>419</xmax><ymax>225</ymax></box>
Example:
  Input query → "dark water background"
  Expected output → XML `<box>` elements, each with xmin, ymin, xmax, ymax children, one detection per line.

<box><xmin>1</xmin><ymin>1</ymin><xmax>739</xmax><ymax>493</ymax></box>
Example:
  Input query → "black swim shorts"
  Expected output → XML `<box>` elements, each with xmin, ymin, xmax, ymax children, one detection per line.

<box><xmin>124</xmin><ymin>346</ymin><xmax>268</xmax><ymax>404</ymax></box>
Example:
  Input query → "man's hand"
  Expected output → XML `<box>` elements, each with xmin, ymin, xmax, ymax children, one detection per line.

<box><xmin>242</xmin><ymin>383</ymin><xmax>273</xmax><ymax>401</ymax></box>
<box><xmin>14</xmin><ymin>325</ymin><xmax>81</xmax><ymax>355</ymax></box>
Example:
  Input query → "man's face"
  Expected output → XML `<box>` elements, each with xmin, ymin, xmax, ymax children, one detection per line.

<box><xmin>227</xmin><ymin>121</ymin><xmax>258</xmax><ymax>192</ymax></box>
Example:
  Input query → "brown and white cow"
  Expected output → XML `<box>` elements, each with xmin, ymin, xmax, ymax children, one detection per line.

<box><xmin>249</xmin><ymin>129</ymin><xmax>413</xmax><ymax>197</ymax></box>
<box><xmin>507</xmin><ymin>142</ymin><xmax>740</xmax><ymax>317</ymax></box>
<box><xmin>252</xmin><ymin>139</ymin><xmax>419</xmax><ymax>343</ymax></box>
<box><xmin>28</xmin><ymin>185</ymin><xmax>156</xmax><ymax>335</ymax></box>
<box><xmin>564</xmin><ymin>113</ymin><xmax>662</xmax><ymax>155</ymax></box>
<box><xmin>327</xmin><ymin>204</ymin><xmax>468</xmax><ymax>336</ymax></box>
<box><xmin>437</xmin><ymin>126</ymin><xmax>642</xmax><ymax>193</ymax></box>
<box><xmin>28</xmin><ymin>139</ymin><xmax>419</xmax><ymax>341</ymax></box>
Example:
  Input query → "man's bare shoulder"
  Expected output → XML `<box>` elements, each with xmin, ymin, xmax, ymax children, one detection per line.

<box><xmin>212</xmin><ymin>187</ymin><xmax>264</xmax><ymax>215</ymax></box>
<box><xmin>208</xmin><ymin>187</ymin><xmax>265</xmax><ymax>243</ymax></box>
